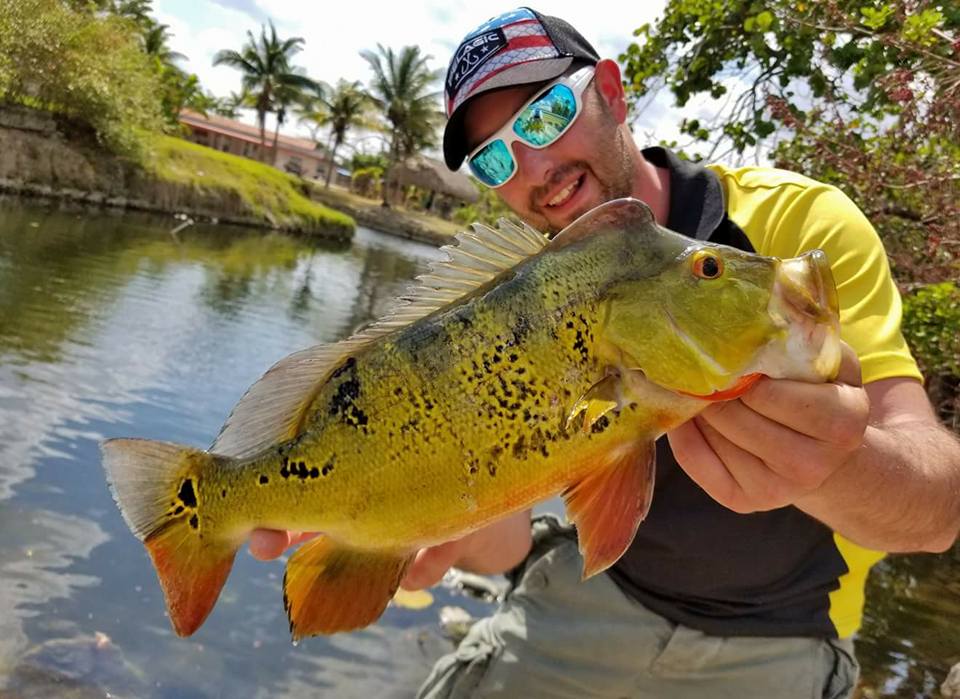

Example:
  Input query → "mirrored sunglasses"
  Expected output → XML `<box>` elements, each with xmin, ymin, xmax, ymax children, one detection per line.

<box><xmin>467</xmin><ymin>66</ymin><xmax>595</xmax><ymax>188</ymax></box>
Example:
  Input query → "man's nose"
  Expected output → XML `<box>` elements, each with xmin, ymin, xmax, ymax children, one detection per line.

<box><xmin>511</xmin><ymin>140</ymin><xmax>555</xmax><ymax>185</ymax></box>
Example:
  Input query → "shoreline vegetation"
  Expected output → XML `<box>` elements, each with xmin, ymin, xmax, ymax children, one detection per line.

<box><xmin>0</xmin><ymin>104</ymin><xmax>462</xmax><ymax>244</ymax></box>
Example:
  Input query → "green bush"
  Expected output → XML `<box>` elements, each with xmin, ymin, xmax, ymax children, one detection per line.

<box><xmin>0</xmin><ymin>0</ymin><xmax>165</xmax><ymax>158</ymax></box>
<box><xmin>902</xmin><ymin>282</ymin><xmax>960</xmax><ymax>426</ymax></box>
<box><xmin>453</xmin><ymin>184</ymin><xmax>518</xmax><ymax>228</ymax></box>
<box><xmin>351</xmin><ymin>166</ymin><xmax>383</xmax><ymax>198</ymax></box>
<box><xmin>902</xmin><ymin>282</ymin><xmax>960</xmax><ymax>378</ymax></box>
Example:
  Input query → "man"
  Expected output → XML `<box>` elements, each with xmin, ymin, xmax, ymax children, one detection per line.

<box><xmin>252</xmin><ymin>8</ymin><xmax>960</xmax><ymax>698</ymax></box>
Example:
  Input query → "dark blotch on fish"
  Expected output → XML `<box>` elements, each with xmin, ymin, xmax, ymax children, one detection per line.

<box><xmin>178</xmin><ymin>479</ymin><xmax>197</xmax><ymax>508</ymax></box>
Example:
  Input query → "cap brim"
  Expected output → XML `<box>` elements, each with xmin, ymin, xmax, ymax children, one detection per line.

<box><xmin>443</xmin><ymin>56</ymin><xmax>575</xmax><ymax>171</ymax></box>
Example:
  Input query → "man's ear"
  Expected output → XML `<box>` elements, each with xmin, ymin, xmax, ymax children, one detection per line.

<box><xmin>593</xmin><ymin>59</ymin><xmax>628</xmax><ymax>123</ymax></box>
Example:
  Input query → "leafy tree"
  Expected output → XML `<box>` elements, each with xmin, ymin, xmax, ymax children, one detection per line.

<box><xmin>620</xmin><ymin>0</ymin><xmax>959</xmax><ymax>422</ymax></box>
<box><xmin>213</xmin><ymin>21</ymin><xmax>318</xmax><ymax>162</ymax></box>
<box><xmin>360</xmin><ymin>44</ymin><xmax>443</xmax><ymax>205</ymax></box>
<box><xmin>0</xmin><ymin>0</ymin><xmax>165</xmax><ymax>156</ymax></box>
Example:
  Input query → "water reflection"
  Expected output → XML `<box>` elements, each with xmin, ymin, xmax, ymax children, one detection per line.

<box><xmin>0</xmin><ymin>199</ymin><xmax>956</xmax><ymax>698</ymax></box>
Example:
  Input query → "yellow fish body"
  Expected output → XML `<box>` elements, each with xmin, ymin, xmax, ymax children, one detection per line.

<box><xmin>102</xmin><ymin>199</ymin><xmax>841</xmax><ymax>640</ymax></box>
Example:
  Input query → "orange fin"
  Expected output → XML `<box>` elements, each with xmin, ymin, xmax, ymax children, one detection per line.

<box><xmin>283</xmin><ymin>536</ymin><xmax>414</xmax><ymax>640</ymax></box>
<box><xmin>101</xmin><ymin>438</ymin><xmax>240</xmax><ymax>637</ymax></box>
<box><xmin>562</xmin><ymin>440</ymin><xmax>656</xmax><ymax>579</ymax></box>
<box><xmin>145</xmin><ymin>520</ymin><xmax>238</xmax><ymax>636</ymax></box>
<box><xmin>681</xmin><ymin>372</ymin><xmax>764</xmax><ymax>402</ymax></box>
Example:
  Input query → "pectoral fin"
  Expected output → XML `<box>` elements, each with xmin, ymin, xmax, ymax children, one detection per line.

<box><xmin>566</xmin><ymin>374</ymin><xmax>624</xmax><ymax>433</ymax></box>
<box><xmin>562</xmin><ymin>440</ymin><xmax>656</xmax><ymax>579</ymax></box>
<box><xmin>283</xmin><ymin>536</ymin><xmax>415</xmax><ymax>640</ymax></box>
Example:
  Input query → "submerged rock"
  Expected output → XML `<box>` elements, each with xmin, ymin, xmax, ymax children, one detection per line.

<box><xmin>5</xmin><ymin>631</ymin><xmax>147</xmax><ymax>699</ymax></box>
<box><xmin>943</xmin><ymin>662</ymin><xmax>960</xmax><ymax>698</ymax></box>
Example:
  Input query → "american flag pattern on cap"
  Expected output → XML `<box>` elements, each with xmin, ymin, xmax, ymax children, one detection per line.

<box><xmin>445</xmin><ymin>8</ymin><xmax>560</xmax><ymax>117</ymax></box>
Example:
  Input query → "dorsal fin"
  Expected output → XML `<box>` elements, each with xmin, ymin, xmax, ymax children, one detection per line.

<box><xmin>548</xmin><ymin>198</ymin><xmax>656</xmax><ymax>251</ymax></box>
<box><xmin>209</xmin><ymin>217</ymin><xmax>547</xmax><ymax>459</ymax></box>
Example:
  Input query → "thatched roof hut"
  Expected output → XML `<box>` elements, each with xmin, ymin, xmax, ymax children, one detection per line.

<box><xmin>389</xmin><ymin>156</ymin><xmax>480</xmax><ymax>203</ymax></box>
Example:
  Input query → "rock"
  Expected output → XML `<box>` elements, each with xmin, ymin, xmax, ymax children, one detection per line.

<box><xmin>443</xmin><ymin>569</ymin><xmax>507</xmax><ymax>603</ymax></box>
<box><xmin>439</xmin><ymin>606</ymin><xmax>476</xmax><ymax>644</ymax></box>
<box><xmin>942</xmin><ymin>662</ymin><xmax>960</xmax><ymax>698</ymax></box>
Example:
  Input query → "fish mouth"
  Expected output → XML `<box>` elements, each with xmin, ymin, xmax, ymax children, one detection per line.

<box><xmin>777</xmin><ymin>250</ymin><xmax>838</xmax><ymax>324</ymax></box>
<box><xmin>769</xmin><ymin>250</ymin><xmax>842</xmax><ymax>381</ymax></box>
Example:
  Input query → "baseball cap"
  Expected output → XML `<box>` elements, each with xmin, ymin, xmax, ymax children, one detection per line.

<box><xmin>443</xmin><ymin>7</ymin><xmax>600</xmax><ymax>171</ymax></box>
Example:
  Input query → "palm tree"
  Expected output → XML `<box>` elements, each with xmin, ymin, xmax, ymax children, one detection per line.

<box><xmin>110</xmin><ymin>0</ymin><xmax>155</xmax><ymax>29</ymax></box>
<box><xmin>142</xmin><ymin>23</ymin><xmax>187</xmax><ymax>67</ymax></box>
<box><xmin>360</xmin><ymin>44</ymin><xmax>443</xmax><ymax>205</ymax></box>
<box><xmin>299</xmin><ymin>80</ymin><xmax>374</xmax><ymax>188</ymax></box>
<box><xmin>213</xmin><ymin>21</ymin><xmax>319</xmax><ymax>162</ymax></box>
<box><xmin>213</xmin><ymin>90</ymin><xmax>250</xmax><ymax>119</ymax></box>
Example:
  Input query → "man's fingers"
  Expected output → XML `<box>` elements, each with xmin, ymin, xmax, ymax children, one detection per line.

<box><xmin>667</xmin><ymin>419</ymin><xmax>746</xmax><ymax>513</ymax></box>
<box><xmin>401</xmin><ymin>540</ymin><xmax>465</xmax><ymax>591</ymax></box>
<box><xmin>248</xmin><ymin>530</ymin><xmax>318</xmax><ymax>560</ymax></box>
<box><xmin>835</xmin><ymin>341</ymin><xmax>862</xmax><ymax>387</ymax></box>
<box><xmin>248</xmin><ymin>529</ymin><xmax>291</xmax><ymax>560</ymax></box>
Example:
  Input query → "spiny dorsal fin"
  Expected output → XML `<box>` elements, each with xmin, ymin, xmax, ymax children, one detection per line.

<box><xmin>548</xmin><ymin>198</ymin><xmax>655</xmax><ymax>250</ymax></box>
<box><xmin>209</xmin><ymin>217</ymin><xmax>548</xmax><ymax>459</ymax></box>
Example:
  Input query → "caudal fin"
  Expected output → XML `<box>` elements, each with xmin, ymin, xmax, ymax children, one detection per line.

<box><xmin>101</xmin><ymin>438</ymin><xmax>239</xmax><ymax>637</ymax></box>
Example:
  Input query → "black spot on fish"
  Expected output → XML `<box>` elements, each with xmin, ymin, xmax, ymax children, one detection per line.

<box><xmin>188</xmin><ymin>514</ymin><xmax>199</xmax><ymax>530</ymax></box>
<box><xmin>591</xmin><ymin>415</ymin><xmax>610</xmax><ymax>434</ymax></box>
<box><xmin>221</xmin><ymin>489</ymin><xmax>227</xmax><ymax>498</ymax></box>
<box><xmin>259</xmin><ymin>475</ymin><xmax>269</xmax><ymax>485</ymax></box>
<box><xmin>310</xmin><ymin>466</ymin><xmax>319</xmax><ymax>478</ymax></box>
<box><xmin>178</xmin><ymin>479</ymin><xmax>197</xmax><ymax>508</ymax></box>
<box><xmin>512</xmin><ymin>435</ymin><xmax>527</xmax><ymax>459</ymax></box>
<box><xmin>331</xmin><ymin>356</ymin><xmax>356</xmax><ymax>379</ymax></box>
<box><xmin>487</xmin><ymin>463</ymin><xmax>497</xmax><ymax>477</ymax></box>
<box><xmin>573</xmin><ymin>330</ymin><xmax>589</xmax><ymax>363</ymax></box>
<box><xmin>321</xmin><ymin>457</ymin><xmax>336</xmax><ymax>476</ymax></box>
<box><xmin>173</xmin><ymin>505</ymin><xmax>185</xmax><ymax>516</ymax></box>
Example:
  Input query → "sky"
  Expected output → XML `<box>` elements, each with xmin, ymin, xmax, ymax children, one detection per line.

<box><xmin>153</xmin><ymin>0</ymin><xmax>719</xmax><ymax>161</ymax></box>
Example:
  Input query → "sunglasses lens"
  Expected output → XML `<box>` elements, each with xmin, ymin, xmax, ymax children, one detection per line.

<box><xmin>513</xmin><ymin>84</ymin><xmax>577</xmax><ymax>147</ymax></box>
<box><xmin>469</xmin><ymin>139</ymin><xmax>515</xmax><ymax>187</ymax></box>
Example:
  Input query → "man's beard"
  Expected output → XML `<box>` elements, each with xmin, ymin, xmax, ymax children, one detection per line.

<box><xmin>533</xmin><ymin>128</ymin><xmax>635</xmax><ymax>236</ymax></box>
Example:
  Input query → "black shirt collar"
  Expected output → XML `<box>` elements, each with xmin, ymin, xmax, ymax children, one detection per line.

<box><xmin>641</xmin><ymin>146</ymin><xmax>725</xmax><ymax>240</ymax></box>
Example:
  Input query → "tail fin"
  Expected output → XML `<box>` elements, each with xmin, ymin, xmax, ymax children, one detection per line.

<box><xmin>101</xmin><ymin>438</ymin><xmax>239</xmax><ymax>637</ymax></box>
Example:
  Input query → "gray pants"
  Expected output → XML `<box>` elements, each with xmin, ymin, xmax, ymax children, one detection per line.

<box><xmin>418</xmin><ymin>516</ymin><xmax>859</xmax><ymax>699</ymax></box>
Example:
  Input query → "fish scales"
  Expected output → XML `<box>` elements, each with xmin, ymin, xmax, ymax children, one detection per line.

<box><xmin>206</xmin><ymin>226</ymin><xmax>681</xmax><ymax>548</ymax></box>
<box><xmin>101</xmin><ymin>198</ymin><xmax>842</xmax><ymax>639</ymax></box>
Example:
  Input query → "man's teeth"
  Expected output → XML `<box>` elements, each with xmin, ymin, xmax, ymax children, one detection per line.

<box><xmin>547</xmin><ymin>179</ymin><xmax>579</xmax><ymax>207</ymax></box>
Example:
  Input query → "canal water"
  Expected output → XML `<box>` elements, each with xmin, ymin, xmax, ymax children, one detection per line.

<box><xmin>0</xmin><ymin>200</ymin><xmax>955</xmax><ymax>698</ymax></box>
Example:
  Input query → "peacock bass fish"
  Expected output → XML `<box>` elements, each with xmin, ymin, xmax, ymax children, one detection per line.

<box><xmin>102</xmin><ymin>198</ymin><xmax>841</xmax><ymax>641</ymax></box>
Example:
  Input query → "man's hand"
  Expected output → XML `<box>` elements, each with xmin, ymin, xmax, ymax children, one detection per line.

<box><xmin>667</xmin><ymin>343</ymin><xmax>871</xmax><ymax>514</ymax></box>
<box><xmin>248</xmin><ymin>530</ymin><xmax>316</xmax><ymax>560</ymax></box>
<box><xmin>247</xmin><ymin>510</ymin><xmax>533</xmax><ymax>588</ymax></box>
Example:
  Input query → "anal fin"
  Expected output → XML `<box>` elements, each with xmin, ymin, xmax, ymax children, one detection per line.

<box><xmin>283</xmin><ymin>536</ymin><xmax>414</xmax><ymax>639</ymax></box>
<box><xmin>562</xmin><ymin>440</ymin><xmax>656</xmax><ymax>579</ymax></box>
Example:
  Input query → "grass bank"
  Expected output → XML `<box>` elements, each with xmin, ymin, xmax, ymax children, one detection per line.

<box><xmin>308</xmin><ymin>185</ymin><xmax>463</xmax><ymax>246</ymax></box>
<box><xmin>145</xmin><ymin>134</ymin><xmax>354</xmax><ymax>239</ymax></box>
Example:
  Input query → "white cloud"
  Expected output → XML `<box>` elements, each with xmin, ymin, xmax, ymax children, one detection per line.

<box><xmin>153</xmin><ymin>1</ymin><xmax>739</xmax><ymax>159</ymax></box>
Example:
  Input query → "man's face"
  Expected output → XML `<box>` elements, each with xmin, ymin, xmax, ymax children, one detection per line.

<box><xmin>462</xmin><ymin>69</ymin><xmax>635</xmax><ymax>234</ymax></box>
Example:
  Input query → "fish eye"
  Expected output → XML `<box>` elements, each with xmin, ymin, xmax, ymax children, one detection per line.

<box><xmin>692</xmin><ymin>252</ymin><xmax>723</xmax><ymax>280</ymax></box>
